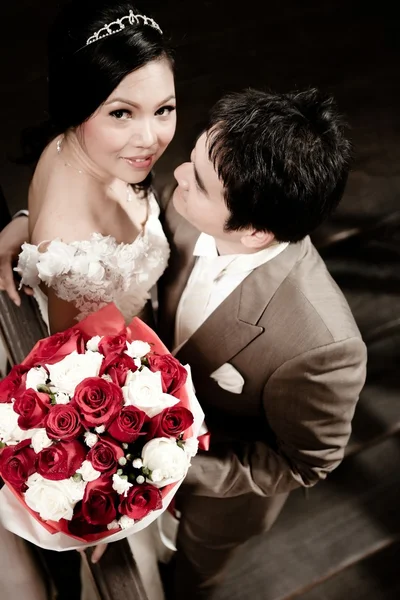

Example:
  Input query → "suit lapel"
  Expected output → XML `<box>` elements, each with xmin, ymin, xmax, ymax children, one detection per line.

<box><xmin>175</xmin><ymin>240</ymin><xmax>304</xmax><ymax>375</ymax></box>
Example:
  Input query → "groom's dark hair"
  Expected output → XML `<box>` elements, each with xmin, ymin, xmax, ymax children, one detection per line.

<box><xmin>206</xmin><ymin>88</ymin><xmax>352</xmax><ymax>243</ymax></box>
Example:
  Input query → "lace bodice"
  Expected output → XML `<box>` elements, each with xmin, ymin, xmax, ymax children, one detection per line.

<box><xmin>16</xmin><ymin>193</ymin><xmax>170</xmax><ymax>326</ymax></box>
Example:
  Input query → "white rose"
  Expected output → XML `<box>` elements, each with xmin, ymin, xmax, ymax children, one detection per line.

<box><xmin>123</xmin><ymin>368</ymin><xmax>179</xmax><ymax>418</ymax></box>
<box><xmin>183</xmin><ymin>437</ymin><xmax>199</xmax><ymax>458</ymax></box>
<box><xmin>141</xmin><ymin>437</ymin><xmax>190</xmax><ymax>488</ymax></box>
<box><xmin>86</xmin><ymin>335</ymin><xmax>103</xmax><ymax>352</ymax></box>
<box><xmin>0</xmin><ymin>403</ymin><xmax>31</xmax><ymax>445</ymax></box>
<box><xmin>55</xmin><ymin>391</ymin><xmax>70</xmax><ymax>405</ymax></box>
<box><xmin>25</xmin><ymin>366</ymin><xmax>48</xmax><ymax>391</ymax></box>
<box><xmin>112</xmin><ymin>474</ymin><xmax>133</xmax><ymax>497</ymax></box>
<box><xmin>119</xmin><ymin>515</ymin><xmax>135</xmax><ymax>530</ymax></box>
<box><xmin>76</xmin><ymin>460</ymin><xmax>101</xmax><ymax>482</ymax></box>
<box><xmin>31</xmin><ymin>429</ymin><xmax>53</xmax><ymax>454</ymax></box>
<box><xmin>37</xmin><ymin>240</ymin><xmax>76</xmax><ymax>284</ymax></box>
<box><xmin>46</xmin><ymin>350</ymin><xmax>103</xmax><ymax>396</ymax></box>
<box><xmin>125</xmin><ymin>340</ymin><xmax>151</xmax><ymax>359</ymax></box>
<box><xmin>84</xmin><ymin>432</ymin><xmax>98</xmax><ymax>448</ymax></box>
<box><xmin>24</xmin><ymin>474</ymin><xmax>86</xmax><ymax>522</ymax></box>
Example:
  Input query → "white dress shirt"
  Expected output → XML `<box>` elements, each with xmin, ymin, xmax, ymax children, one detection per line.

<box><xmin>174</xmin><ymin>233</ymin><xmax>289</xmax><ymax>350</ymax></box>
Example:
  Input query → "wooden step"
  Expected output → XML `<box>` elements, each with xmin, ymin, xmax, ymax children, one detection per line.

<box><xmin>293</xmin><ymin>540</ymin><xmax>400</xmax><ymax>600</ymax></box>
<box><xmin>214</xmin><ymin>434</ymin><xmax>400</xmax><ymax>600</ymax></box>
<box><xmin>346</xmin><ymin>374</ymin><xmax>400</xmax><ymax>456</ymax></box>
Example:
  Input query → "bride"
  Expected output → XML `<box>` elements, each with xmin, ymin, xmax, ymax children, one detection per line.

<box><xmin>1</xmin><ymin>1</ymin><xmax>178</xmax><ymax>598</ymax></box>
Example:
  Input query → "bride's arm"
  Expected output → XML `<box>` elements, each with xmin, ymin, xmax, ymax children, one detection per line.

<box><xmin>47</xmin><ymin>288</ymin><xmax>80</xmax><ymax>334</ymax></box>
<box><xmin>32</xmin><ymin>215</ymin><xmax>96</xmax><ymax>333</ymax></box>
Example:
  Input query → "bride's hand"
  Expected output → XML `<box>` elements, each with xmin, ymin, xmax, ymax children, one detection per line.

<box><xmin>0</xmin><ymin>217</ymin><xmax>32</xmax><ymax>305</ymax></box>
<box><xmin>90</xmin><ymin>543</ymin><xmax>109</xmax><ymax>564</ymax></box>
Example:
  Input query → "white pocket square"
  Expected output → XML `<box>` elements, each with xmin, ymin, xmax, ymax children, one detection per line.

<box><xmin>210</xmin><ymin>363</ymin><xmax>245</xmax><ymax>394</ymax></box>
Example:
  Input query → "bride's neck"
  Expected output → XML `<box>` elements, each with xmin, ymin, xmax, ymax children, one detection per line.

<box><xmin>59</xmin><ymin>130</ymin><xmax>114</xmax><ymax>188</ymax></box>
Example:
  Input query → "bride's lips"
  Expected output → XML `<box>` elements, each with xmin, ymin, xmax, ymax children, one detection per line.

<box><xmin>122</xmin><ymin>155</ymin><xmax>155</xmax><ymax>170</ymax></box>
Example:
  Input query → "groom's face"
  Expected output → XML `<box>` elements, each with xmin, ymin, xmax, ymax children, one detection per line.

<box><xmin>173</xmin><ymin>131</ymin><xmax>242</xmax><ymax>243</ymax></box>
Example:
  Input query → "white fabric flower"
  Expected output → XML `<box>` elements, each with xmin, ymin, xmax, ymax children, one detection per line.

<box><xmin>24</xmin><ymin>474</ymin><xmax>86</xmax><ymax>522</ymax></box>
<box><xmin>76</xmin><ymin>460</ymin><xmax>101</xmax><ymax>482</ymax></box>
<box><xmin>141</xmin><ymin>437</ymin><xmax>190</xmax><ymax>488</ymax></box>
<box><xmin>25</xmin><ymin>366</ymin><xmax>48</xmax><ymax>391</ymax></box>
<box><xmin>46</xmin><ymin>350</ymin><xmax>103</xmax><ymax>396</ymax></box>
<box><xmin>0</xmin><ymin>403</ymin><xmax>31</xmax><ymax>445</ymax></box>
<box><xmin>119</xmin><ymin>515</ymin><xmax>135</xmax><ymax>530</ymax></box>
<box><xmin>14</xmin><ymin>243</ymin><xmax>41</xmax><ymax>288</ymax></box>
<box><xmin>84</xmin><ymin>432</ymin><xmax>98</xmax><ymax>448</ymax></box>
<box><xmin>112</xmin><ymin>474</ymin><xmax>133</xmax><ymax>497</ymax></box>
<box><xmin>123</xmin><ymin>368</ymin><xmax>178</xmax><ymax>418</ymax></box>
<box><xmin>72</xmin><ymin>255</ymin><xmax>105</xmax><ymax>282</ymax></box>
<box><xmin>107</xmin><ymin>520</ymin><xmax>119</xmax><ymax>530</ymax></box>
<box><xmin>31</xmin><ymin>429</ymin><xmax>53</xmax><ymax>454</ymax></box>
<box><xmin>86</xmin><ymin>336</ymin><xmax>103</xmax><ymax>352</ymax></box>
<box><xmin>183</xmin><ymin>437</ymin><xmax>199</xmax><ymax>459</ymax></box>
<box><xmin>37</xmin><ymin>240</ymin><xmax>76</xmax><ymax>284</ymax></box>
<box><xmin>55</xmin><ymin>391</ymin><xmax>70</xmax><ymax>405</ymax></box>
<box><xmin>125</xmin><ymin>340</ymin><xmax>151</xmax><ymax>359</ymax></box>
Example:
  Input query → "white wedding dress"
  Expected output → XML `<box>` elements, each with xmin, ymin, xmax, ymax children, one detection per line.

<box><xmin>16</xmin><ymin>192</ymin><xmax>171</xmax><ymax>600</ymax></box>
<box><xmin>17</xmin><ymin>193</ymin><xmax>169</xmax><ymax>329</ymax></box>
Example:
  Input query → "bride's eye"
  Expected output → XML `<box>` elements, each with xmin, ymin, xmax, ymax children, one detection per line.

<box><xmin>155</xmin><ymin>105</ymin><xmax>176</xmax><ymax>117</ymax></box>
<box><xmin>110</xmin><ymin>109</ymin><xmax>131</xmax><ymax>120</ymax></box>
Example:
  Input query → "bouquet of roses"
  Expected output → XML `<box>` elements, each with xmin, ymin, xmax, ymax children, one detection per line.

<box><xmin>0</xmin><ymin>304</ymin><xmax>204</xmax><ymax>551</ymax></box>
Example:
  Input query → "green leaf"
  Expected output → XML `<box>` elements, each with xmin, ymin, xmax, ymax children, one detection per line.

<box><xmin>37</xmin><ymin>384</ymin><xmax>52</xmax><ymax>394</ymax></box>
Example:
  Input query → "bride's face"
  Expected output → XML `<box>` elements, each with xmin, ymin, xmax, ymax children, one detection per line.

<box><xmin>78</xmin><ymin>58</ymin><xmax>176</xmax><ymax>184</ymax></box>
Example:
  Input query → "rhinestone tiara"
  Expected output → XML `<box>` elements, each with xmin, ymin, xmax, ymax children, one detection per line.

<box><xmin>86</xmin><ymin>10</ymin><xmax>162</xmax><ymax>46</ymax></box>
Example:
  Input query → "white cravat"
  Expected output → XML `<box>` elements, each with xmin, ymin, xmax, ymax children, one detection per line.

<box><xmin>174</xmin><ymin>233</ymin><xmax>289</xmax><ymax>350</ymax></box>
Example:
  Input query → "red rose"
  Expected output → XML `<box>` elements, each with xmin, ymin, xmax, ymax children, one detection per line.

<box><xmin>37</xmin><ymin>440</ymin><xmax>86</xmax><ymax>481</ymax></box>
<box><xmin>98</xmin><ymin>334</ymin><xmax>127</xmax><ymax>356</ymax></box>
<box><xmin>24</xmin><ymin>329</ymin><xmax>86</xmax><ymax>368</ymax></box>
<box><xmin>119</xmin><ymin>484</ymin><xmax>162</xmax><ymax>521</ymax></box>
<box><xmin>68</xmin><ymin>502</ymin><xmax>107</xmax><ymax>537</ymax></box>
<box><xmin>99</xmin><ymin>352</ymin><xmax>137</xmax><ymax>387</ymax></box>
<box><xmin>146</xmin><ymin>406</ymin><xmax>194</xmax><ymax>440</ymax></box>
<box><xmin>73</xmin><ymin>377</ymin><xmax>123</xmax><ymax>427</ymax></box>
<box><xmin>108</xmin><ymin>406</ymin><xmax>146</xmax><ymax>443</ymax></box>
<box><xmin>87</xmin><ymin>437</ymin><xmax>124</xmax><ymax>473</ymax></box>
<box><xmin>147</xmin><ymin>354</ymin><xmax>187</xmax><ymax>395</ymax></box>
<box><xmin>0</xmin><ymin>440</ymin><xmax>36</xmax><ymax>491</ymax></box>
<box><xmin>13</xmin><ymin>389</ymin><xmax>50</xmax><ymax>430</ymax></box>
<box><xmin>45</xmin><ymin>405</ymin><xmax>83</xmax><ymax>441</ymax></box>
<box><xmin>82</xmin><ymin>476</ymin><xmax>118</xmax><ymax>525</ymax></box>
<box><xmin>0</xmin><ymin>365</ymin><xmax>27</xmax><ymax>404</ymax></box>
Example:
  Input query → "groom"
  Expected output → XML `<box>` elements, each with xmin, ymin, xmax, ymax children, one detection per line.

<box><xmin>0</xmin><ymin>88</ymin><xmax>366</xmax><ymax>600</ymax></box>
<box><xmin>156</xmin><ymin>88</ymin><xmax>367</xmax><ymax>599</ymax></box>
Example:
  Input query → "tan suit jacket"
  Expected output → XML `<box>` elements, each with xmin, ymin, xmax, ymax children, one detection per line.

<box><xmin>159</xmin><ymin>200</ymin><xmax>367</xmax><ymax>505</ymax></box>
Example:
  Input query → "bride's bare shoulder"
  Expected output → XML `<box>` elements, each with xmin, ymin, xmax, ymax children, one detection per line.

<box><xmin>30</xmin><ymin>141</ymin><xmax>97</xmax><ymax>245</ymax></box>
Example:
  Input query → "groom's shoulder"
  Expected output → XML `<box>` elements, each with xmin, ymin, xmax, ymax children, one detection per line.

<box><xmin>276</xmin><ymin>238</ymin><xmax>361</xmax><ymax>342</ymax></box>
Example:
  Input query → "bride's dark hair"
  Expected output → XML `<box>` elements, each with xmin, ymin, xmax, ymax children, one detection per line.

<box><xmin>20</xmin><ymin>0</ymin><xmax>174</xmax><ymax>191</ymax></box>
